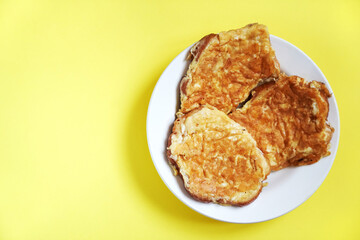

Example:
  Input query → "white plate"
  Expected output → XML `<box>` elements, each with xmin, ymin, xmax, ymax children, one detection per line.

<box><xmin>146</xmin><ymin>35</ymin><xmax>340</xmax><ymax>223</ymax></box>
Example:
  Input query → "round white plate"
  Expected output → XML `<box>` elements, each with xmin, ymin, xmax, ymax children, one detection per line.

<box><xmin>146</xmin><ymin>35</ymin><xmax>340</xmax><ymax>223</ymax></box>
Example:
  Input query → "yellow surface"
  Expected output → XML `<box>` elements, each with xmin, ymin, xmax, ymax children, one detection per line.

<box><xmin>0</xmin><ymin>0</ymin><xmax>359</xmax><ymax>239</ymax></box>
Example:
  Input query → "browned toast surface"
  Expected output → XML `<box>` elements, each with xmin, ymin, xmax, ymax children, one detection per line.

<box><xmin>179</xmin><ymin>23</ymin><xmax>280</xmax><ymax>115</ymax></box>
<box><xmin>167</xmin><ymin>106</ymin><xmax>270</xmax><ymax>206</ymax></box>
<box><xmin>229</xmin><ymin>74</ymin><xmax>334</xmax><ymax>170</ymax></box>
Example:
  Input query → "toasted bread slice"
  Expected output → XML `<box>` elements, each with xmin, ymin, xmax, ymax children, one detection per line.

<box><xmin>167</xmin><ymin>105</ymin><xmax>270</xmax><ymax>206</ymax></box>
<box><xmin>229</xmin><ymin>74</ymin><xmax>334</xmax><ymax>171</ymax></box>
<box><xmin>179</xmin><ymin>23</ymin><xmax>280</xmax><ymax>115</ymax></box>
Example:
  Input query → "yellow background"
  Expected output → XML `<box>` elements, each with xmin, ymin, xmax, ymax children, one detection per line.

<box><xmin>0</xmin><ymin>0</ymin><xmax>359</xmax><ymax>239</ymax></box>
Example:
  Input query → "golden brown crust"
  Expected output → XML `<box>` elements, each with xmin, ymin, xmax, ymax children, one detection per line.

<box><xmin>166</xmin><ymin>127</ymin><xmax>179</xmax><ymax>175</ymax></box>
<box><xmin>186</xmin><ymin>184</ymin><xmax>263</xmax><ymax>207</ymax></box>
<box><xmin>179</xmin><ymin>23</ymin><xmax>280</xmax><ymax>115</ymax></box>
<box><xmin>190</xmin><ymin>33</ymin><xmax>218</xmax><ymax>61</ymax></box>
<box><xmin>167</xmin><ymin>106</ymin><xmax>270</xmax><ymax>206</ymax></box>
<box><xmin>229</xmin><ymin>74</ymin><xmax>334</xmax><ymax>171</ymax></box>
